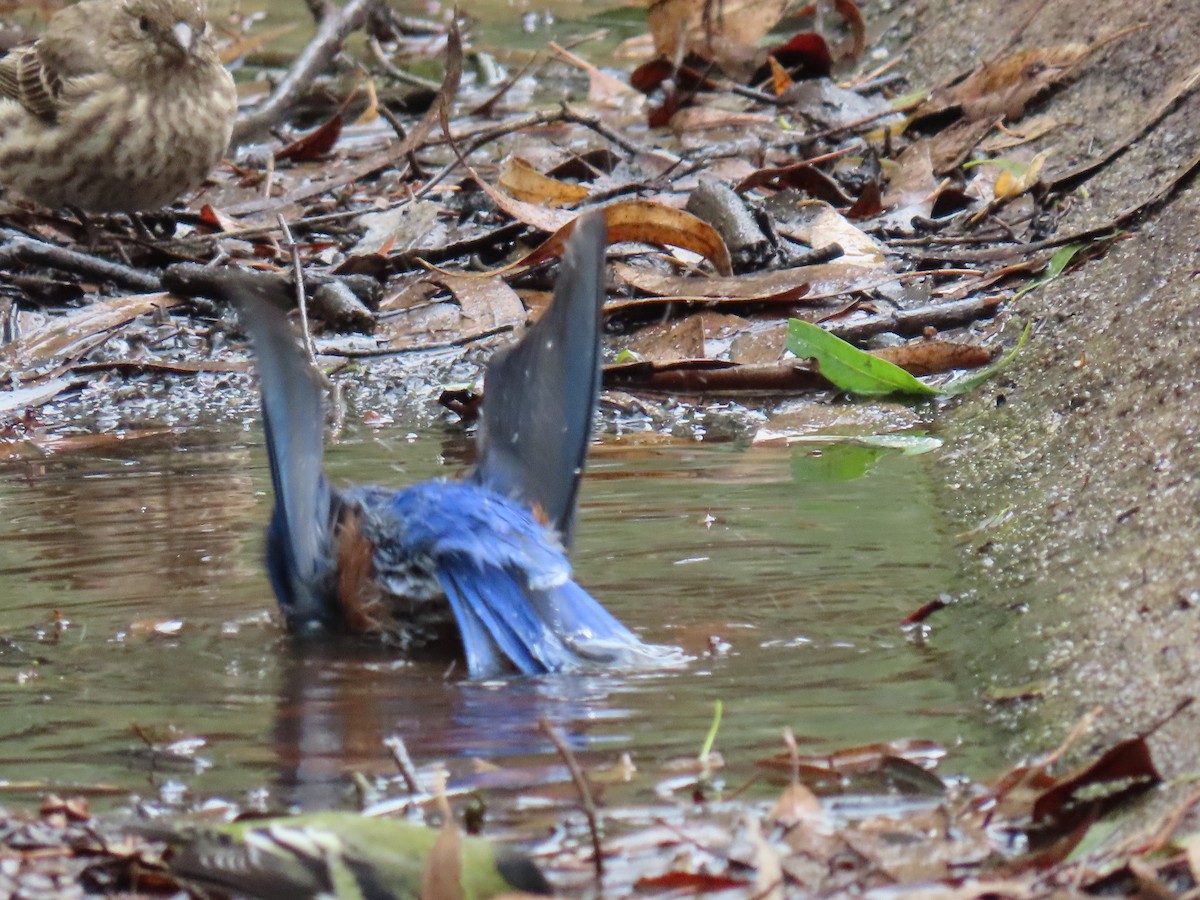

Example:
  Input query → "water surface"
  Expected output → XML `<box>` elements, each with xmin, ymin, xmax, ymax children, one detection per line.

<box><xmin>0</xmin><ymin>425</ymin><xmax>997</xmax><ymax>813</ymax></box>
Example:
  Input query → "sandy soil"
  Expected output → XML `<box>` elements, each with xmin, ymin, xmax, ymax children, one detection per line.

<box><xmin>891</xmin><ymin>0</ymin><xmax>1200</xmax><ymax>776</ymax></box>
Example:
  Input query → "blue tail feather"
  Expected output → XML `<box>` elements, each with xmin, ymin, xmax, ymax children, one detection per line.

<box><xmin>440</xmin><ymin>564</ymin><xmax>578</xmax><ymax>677</ymax></box>
<box><xmin>532</xmin><ymin>580</ymin><xmax>641</xmax><ymax>652</ymax></box>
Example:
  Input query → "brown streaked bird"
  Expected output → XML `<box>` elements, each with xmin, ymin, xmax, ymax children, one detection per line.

<box><xmin>0</xmin><ymin>0</ymin><xmax>237</xmax><ymax>213</ymax></box>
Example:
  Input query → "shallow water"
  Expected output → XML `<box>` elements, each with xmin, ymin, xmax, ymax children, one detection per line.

<box><xmin>0</xmin><ymin>424</ymin><xmax>999</xmax><ymax>813</ymax></box>
<box><xmin>238</xmin><ymin>0</ymin><xmax>645</xmax><ymax>63</ymax></box>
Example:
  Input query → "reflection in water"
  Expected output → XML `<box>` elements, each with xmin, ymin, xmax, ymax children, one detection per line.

<box><xmin>273</xmin><ymin>643</ymin><xmax>633</xmax><ymax>809</ymax></box>
<box><xmin>0</xmin><ymin>426</ymin><xmax>998</xmax><ymax>811</ymax></box>
<box><xmin>0</xmin><ymin>438</ymin><xmax>255</xmax><ymax>614</ymax></box>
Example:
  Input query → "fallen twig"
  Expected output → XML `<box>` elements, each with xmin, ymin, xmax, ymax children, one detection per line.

<box><xmin>826</xmin><ymin>294</ymin><xmax>1005</xmax><ymax>342</ymax></box>
<box><xmin>541</xmin><ymin>717</ymin><xmax>603</xmax><ymax>882</ymax></box>
<box><xmin>0</xmin><ymin>229</ymin><xmax>161</xmax><ymax>293</ymax></box>
<box><xmin>160</xmin><ymin>264</ymin><xmax>380</xmax><ymax>319</ymax></box>
<box><xmin>234</xmin><ymin>0</ymin><xmax>384</xmax><ymax>143</ymax></box>
<box><xmin>278</xmin><ymin>214</ymin><xmax>318</xmax><ymax>363</ymax></box>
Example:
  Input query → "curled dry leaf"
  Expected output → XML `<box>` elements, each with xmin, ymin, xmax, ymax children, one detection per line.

<box><xmin>276</xmin><ymin>112</ymin><xmax>344</xmax><ymax>162</ymax></box>
<box><xmin>737</xmin><ymin>162</ymin><xmax>855</xmax><ymax>206</ymax></box>
<box><xmin>459</xmin><ymin>152</ymin><xmax>574</xmax><ymax>234</ymax></box>
<box><xmin>767</xmin><ymin>55</ymin><xmax>793</xmax><ymax>94</ymax></box>
<box><xmin>605</xmin><ymin>200</ymin><xmax>734</xmax><ymax>274</ymax></box>
<box><xmin>498</xmin><ymin>200</ymin><xmax>734</xmax><ymax>277</ymax></box>
<box><xmin>871</xmin><ymin>339</ymin><xmax>993</xmax><ymax>376</ymax></box>
<box><xmin>832</xmin><ymin>0</ymin><xmax>867</xmax><ymax>60</ymax></box>
<box><xmin>979</xmin><ymin>114</ymin><xmax>1062</xmax><ymax>152</ymax></box>
<box><xmin>499</xmin><ymin>157</ymin><xmax>590</xmax><ymax>208</ymax></box>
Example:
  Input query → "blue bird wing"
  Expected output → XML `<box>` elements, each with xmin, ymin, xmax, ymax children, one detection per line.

<box><xmin>472</xmin><ymin>213</ymin><xmax>607</xmax><ymax>547</ymax></box>
<box><xmin>239</xmin><ymin>297</ymin><xmax>340</xmax><ymax>631</ymax></box>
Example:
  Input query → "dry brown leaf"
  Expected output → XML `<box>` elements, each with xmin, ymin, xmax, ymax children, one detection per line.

<box><xmin>1</xmin><ymin>294</ymin><xmax>179</xmax><ymax>381</ymax></box>
<box><xmin>871</xmin><ymin>340</ymin><xmax>992</xmax><ymax>376</ymax></box>
<box><xmin>420</xmin><ymin>819</ymin><xmax>465</xmax><ymax>900</ymax></box>
<box><xmin>19</xmin><ymin>428</ymin><xmax>174</xmax><ymax>456</ymax></box>
<box><xmin>769</xmin><ymin>782</ymin><xmax>825</xmax><ymax>828</ymax></box>
<box><xmin>613</xmin><ymin>259</ymin><xmax>877</xmax><ymax>303</ymax></box>
<box><xmin>881</xmin><ymin>142</ymin><xmax>938</xmax><ymax>212</ymax></box>
<box><xmin>549</xmin><ymin>41</ymin><xmax>643</xmax><ymax>108</ymax></box>
<box><xmin>624</xmin><ymin>312</ymin><xmax>749</xmax><ymax>362</ymax></box>
<box><xmin>461</xmin><ymin>156</ymin><xmax>574</xmax><ymax>234</ymax></box>
<box><xmin>768</xmin><ymin>55</ymin><xmax>793</xmax><ymax>94</ymax></box>
<box><xmin>427</xmin><ymin>275</ymin><xmax>527</xmax><ymax>331</ymax></box>
<box><xmin>729</xmin><ymin>321</ymin><xmax>789</xmax><ymax>364</ymax></box>
<box><xmin>776</xmin><ymin>200</ymin><xmax>889</xmax><ymax>267</ymax></box>
<box><xmin>917</xmin><ymin>44</ymin><xmax>1091</xmax><ymax>123</ymax></box>
<box><xmin>606</xmin><ymin>200</ymin><xmax>734</xmax><ymax>273</ymax></box>
<box><xmin>746</xmin><ymin>815</ymin><xmax>784</xmax><ymax>900</ymax></box>
<box><xmin>668</xmin><ymin>106</ymin><xmax>776</xmax><ymax>134</ymax></box>
<box><xmin>833</xmin><ymin>0</ymin><xmax>866</xmax><ymax>60</ymax></box>
<box><xmin>499</xmin><ymin>157</ymin><xmax>590</xmax><ymax>208</ymax></box>
<box><xmin>647</xmin><ymin>0</ymin><xmax>790</xmax><ymax>58</ymax></box>
<box><xmin>979</xmin><ymin>114</ymin><xmax>1061</xmax><ymax>151</ymax></box>
<box><xmin>353</xmin><ymin>75</ymin><xmax>379</xmax><ymax>125</ymax></box>
<box><xmin>926</xmin><ymin>117</ymin><xmax>998</xmax><ymax>174</ymax></box>
<box><xmin>380</xmin><ymin>275</ymin><xmax>525</xmax><ymax>349</ymax></box>
<box><xmin>486</xmin><ymin>201</ymin><xmax>733</xmax><ymax>278</ymax></box>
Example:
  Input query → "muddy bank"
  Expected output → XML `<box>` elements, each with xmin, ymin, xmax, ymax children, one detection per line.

<box><xmin>896</xmin><ymin>0</ymin><xmax>1200</xmax><ymax>770</ymax></box>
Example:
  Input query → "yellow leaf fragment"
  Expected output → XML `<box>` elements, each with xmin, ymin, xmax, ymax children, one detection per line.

<box><xmin>499</xmin><ymin>157</ymin><xmax>590</xmax><ymax>208</ymax></box>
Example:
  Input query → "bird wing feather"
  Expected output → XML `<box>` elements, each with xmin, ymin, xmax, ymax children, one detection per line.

<box><xmin>239</xmin><ymin>297</ymin><xmax>341</xmax><ymax>629</ymax></box>
<box><xmin>0</xmin><ymin>45</ymin><xmax>64</xmax><ymax>121</ymax></box>
<box><xmin>472</xmin><ymin>214</ymin><xmax>607</xmax><ymax>547</ymax></box>
<box><xmin>0</xmin><ymin>0</ymin><xmax>113</xmax><ymax>122</ymax></box>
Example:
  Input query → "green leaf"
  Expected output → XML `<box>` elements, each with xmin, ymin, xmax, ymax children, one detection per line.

<box><xmin>891</xmin><ymin>88</ymin><xmax>929</xmax><ymax>109</ymax></box>
<box><xmin>962</xmin><ymin>157</ymin><xmax>1030</xmax><ymax>176</ymax></box>
<box><xmin>613</xmin><ymin>348</ymin><xmax>643</xmax><ymax>364</ymax></box>
<box><xmin>786</xmin><ymin>319</ymin><xmax>939</xmax><ymax>397</ymax></box>
<box><xmin>940</xmin><ymin>323</ymin><xmax>1031</xmax><ymax>396</ymax></box>
<box><xmin>1014</xmin><ymin>241</ymin><xmax>1087</xmax><ymax>299</ymax></box>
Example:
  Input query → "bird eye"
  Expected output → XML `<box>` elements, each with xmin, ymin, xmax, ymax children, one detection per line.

<box><xmin>138</xmin><ymin>15</ymin><xmax>151</xmax><ymax>31</ymax></box>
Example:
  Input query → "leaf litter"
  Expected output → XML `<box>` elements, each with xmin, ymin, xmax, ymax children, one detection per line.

<box><xmin>1</xmin><ymin>0</ymin><xmax>1197</xmax><ymax>895</ymax></box>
